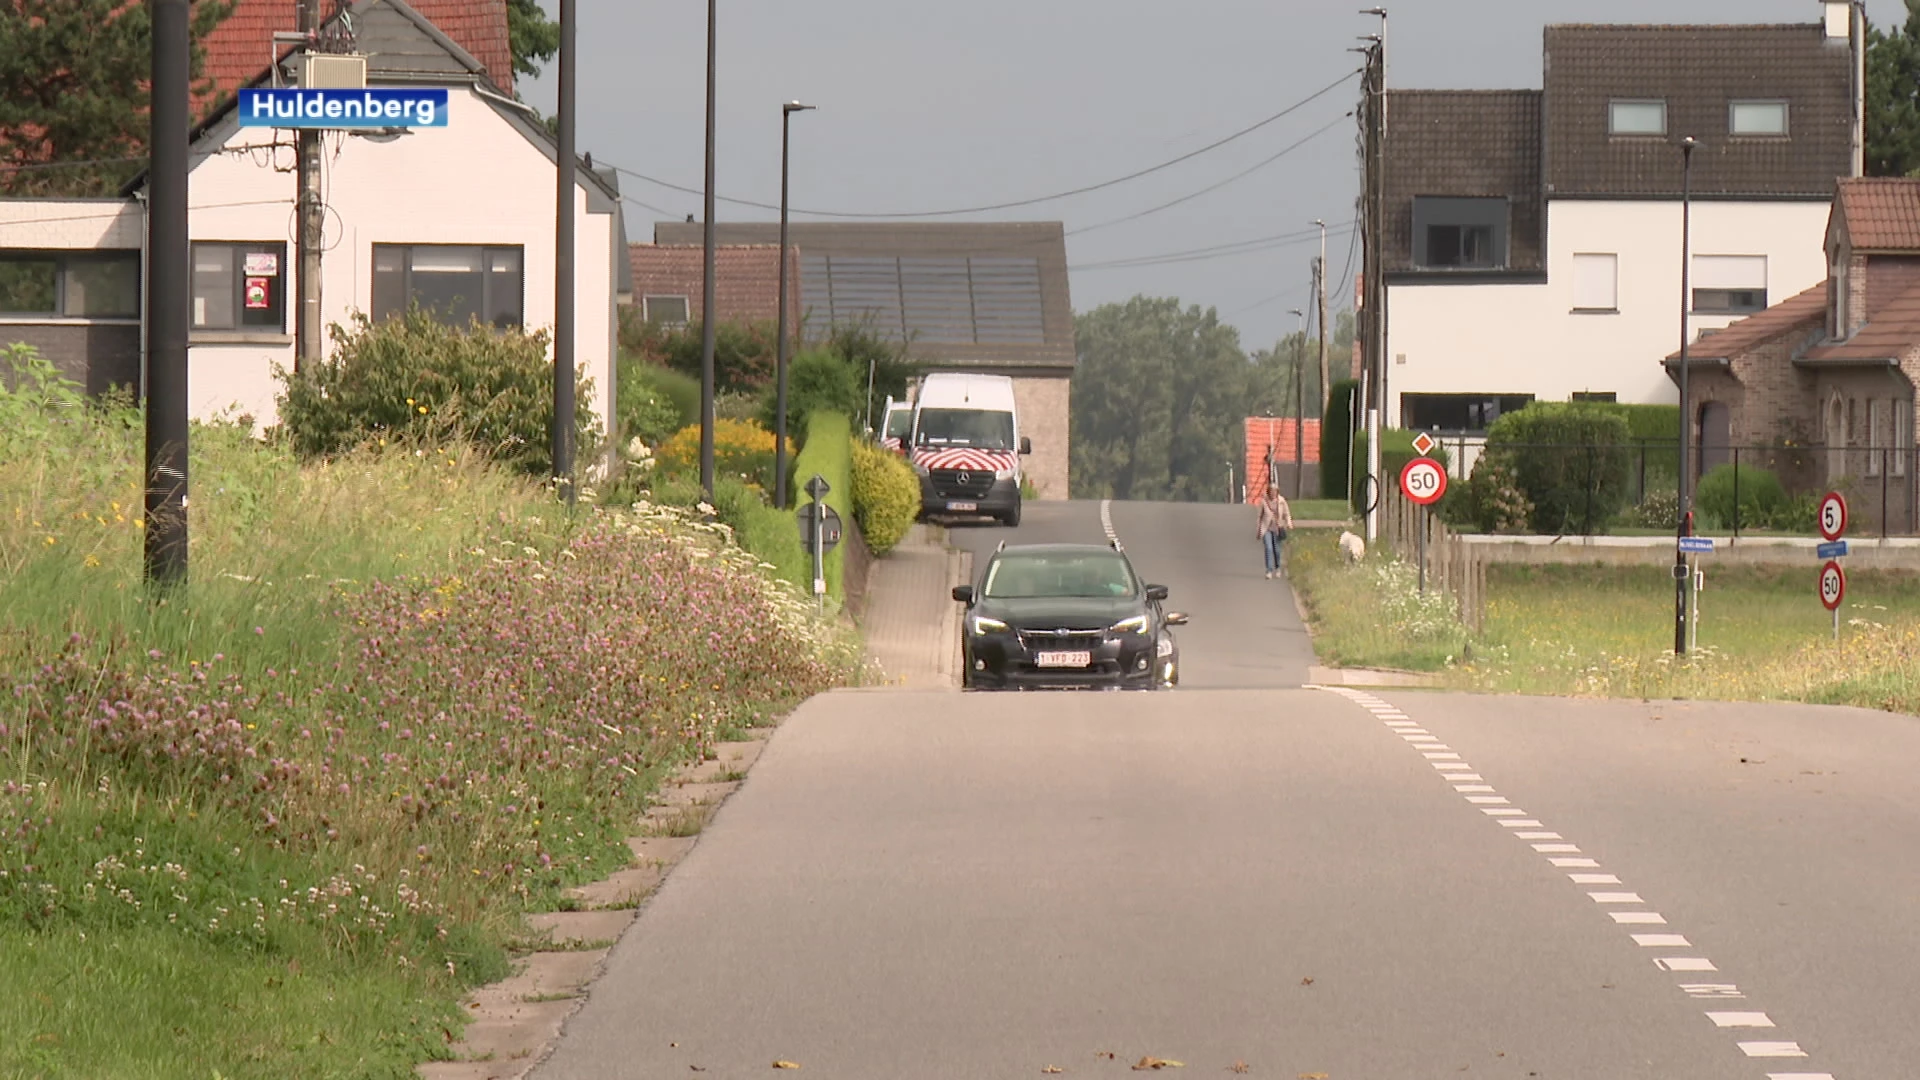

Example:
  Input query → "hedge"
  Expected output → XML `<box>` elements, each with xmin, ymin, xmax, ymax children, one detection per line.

<box><xmin>1483</xmin><ymin>403</ymin><xmax>1633</xmax><ymax>534</ymax></box>
<box><xmin>851</xmin><ymin>440</ymin><xmax>919</xmax><ymax>556</ymax></box>
<box><xmin>1321</xmin><ymin>379</ymin><xmax>1359</xmax><ymax>499</ymax></box>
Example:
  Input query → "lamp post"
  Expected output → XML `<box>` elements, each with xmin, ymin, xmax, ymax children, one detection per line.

<box><xmin>697</xmin><ymin>0</ymin><xmax>719</xmax><ymax>501</ymax></box>
<box><xmin>774</xmin><ymin>100</ymin><xmax>815</xmax><ymax>511</ymax></box>
<box><xmin>1289</xmin><ymin>307</ymin><xmax>1307</xmax><ymax>499</ymax></box>
<box><xmin>1674</xmin><ymin>135</ymin><xmax>1697</xmax><ymax>656</ymax></box>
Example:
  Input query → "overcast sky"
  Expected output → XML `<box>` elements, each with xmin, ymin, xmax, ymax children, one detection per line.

<box><xmin>522</xmin><ymin>1</ymin><xmax>1907</xmax><ymax>355</ymax></box>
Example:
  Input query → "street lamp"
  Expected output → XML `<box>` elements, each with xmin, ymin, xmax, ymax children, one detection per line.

<box><xmin>774</xmin><ymin>100</ymin><xmax>815</xmax><ymax>511</ymax></box>
<box><xmin>1290</xmin><ymin>307</ymin><xmax>1307</xmax><ymax>499</ymax></box>
<box><xmin>697</xmin><ymin>0</ymin><xmax>719</xmax><ymax>502</ymax></box>
<box><xmin>1674</xmin><ymin>135</ymin><xmax>1697</xmax><ymax>655</ymax></box>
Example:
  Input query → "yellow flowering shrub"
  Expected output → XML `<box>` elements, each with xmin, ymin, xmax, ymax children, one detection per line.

<box><xmin>657</xmin><ymin>418</ymin><xmax>787</xmax><ymax>491</ymax></box>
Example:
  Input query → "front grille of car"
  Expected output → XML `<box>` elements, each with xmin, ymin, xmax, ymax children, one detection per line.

<box><xmin>931</xmin><ymin>469</ymin><xmax>995</xmax><ymax>498</ymax></box>
<box><xmin>1015</xmin><ymin>628</ymin><xmax>1108</xmax><ymax>651</ymax></box>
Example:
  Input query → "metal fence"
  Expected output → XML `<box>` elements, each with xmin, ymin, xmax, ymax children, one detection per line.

<box><xmin>1417</xmin><ymin>436</ymin><xmax>1920</xmax><ymax>537</ymax></box>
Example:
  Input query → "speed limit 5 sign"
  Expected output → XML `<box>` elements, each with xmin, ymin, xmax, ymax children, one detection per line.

<box><xmin>1399</xmin><ymin>457</ymin><xmax>1448</xmax><ymax>506</ymax></box>
<box><xmin>1818</xmin><ymin>491</ymin><xmax>1848</xmax><ymax>542</ymax></box>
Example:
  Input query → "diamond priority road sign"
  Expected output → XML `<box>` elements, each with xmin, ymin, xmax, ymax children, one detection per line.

<box><xmin>1410</xmin><ymin>431</ymin><xmax>1436</xmax><ymax>457</ymax></box>
<box><xmin>239</xmin><ymin>88</ymin><xmax>449</xmax><ymax>129</ymax></box>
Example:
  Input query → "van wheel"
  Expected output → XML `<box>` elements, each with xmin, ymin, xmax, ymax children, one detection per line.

<box><xmin>1000</xmin><ymin>503</ymin><xmax>1022</xmax><ymax>528</ymax></box>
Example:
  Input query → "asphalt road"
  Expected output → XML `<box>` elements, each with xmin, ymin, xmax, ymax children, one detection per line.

<box><xmin>534</xmin><ymin>501</ymin><xmax>1919</xmax><ymax>1079</ymax></box>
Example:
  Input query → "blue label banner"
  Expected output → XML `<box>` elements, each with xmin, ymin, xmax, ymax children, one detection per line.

<box><xmin>239</xmin><ymin>88</ymin><xmax>449</xmax><ymax>129</ymax></box>
<box><xmin>1678</xmin><ymin>536</ymin><xmax>1716</xmax><ymax>554</ymax></box>
<box><xmin>1817</xmin><ymin>540</ymin><xmax>1849</xmax><ymax>559</ymax></box>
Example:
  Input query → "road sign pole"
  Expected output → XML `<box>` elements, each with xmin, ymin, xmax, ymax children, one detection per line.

<box><xmin>1417</xmin><ymin>503</ymin><xmax>1427</xmax><ymax>595</ymax></box>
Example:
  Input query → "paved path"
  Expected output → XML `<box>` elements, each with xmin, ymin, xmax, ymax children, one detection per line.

<box><xmin>528</xmin><ymin>500</ymin><xmax>1920</xmax><ymax>1079</ymax></box>
<box><xmin>859</xmin><ymin>524</ymin><xmax>966</xmax><ymax>689</ymax></box>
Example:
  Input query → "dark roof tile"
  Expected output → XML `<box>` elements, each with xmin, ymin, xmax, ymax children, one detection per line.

<box><xmin>1383</xmin><ymin>90</ymin><xmax>1543</xmax><ymax>272</ymax></box>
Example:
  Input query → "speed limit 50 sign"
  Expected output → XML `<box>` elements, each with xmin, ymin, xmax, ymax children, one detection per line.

<box><xmin>1400</xmin><ymin>457</ymin><xmax>1448</xmax><ymax>506</ymax></box>
<box><xmin>1819</xmin><ymin>559</ymin><xmax>1846</xmax><ymax>611</ymax></box>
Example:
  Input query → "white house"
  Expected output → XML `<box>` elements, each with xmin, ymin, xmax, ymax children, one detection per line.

<box><xmin>0</xmin><ymin>0</ymin><xmax>625</xmax><ymax>439</ymax></box>
<box><xmin>1379</xmin><ymin>7</ymin><xmax>1859</xmax><ymax>434</ymax></box>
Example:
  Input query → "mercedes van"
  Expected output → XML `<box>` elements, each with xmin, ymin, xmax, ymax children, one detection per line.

<box><xmin>909</xmin><ymin>373</ymin><xmax>1030</xmax><ymax>527</ymax></box>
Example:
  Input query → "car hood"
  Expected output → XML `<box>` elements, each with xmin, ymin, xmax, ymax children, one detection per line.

<box><xmin>977</xmin><ymin>596</ymin><xmax>1142</xmax><ymax>629</ymax></box>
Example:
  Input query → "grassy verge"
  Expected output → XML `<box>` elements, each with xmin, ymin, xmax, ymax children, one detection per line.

<box><xmin>1285</xmin><ymin>527</ymin><xmax>1920</xmax><ymax>713</ymax></box>
<box><xmin>3</xmin><ymin>377</ymin><xmax>856</xmax><ymax>1077</ymax></box>
<box><xmin>1288</xmin><ymin>498</ymin><xmax>1353</xmax><ymax>522</ymax></box>
<box><xmin>791</xmin><ymin>411</ymin><xmax>854</xmax><ymax>602</ymax></box>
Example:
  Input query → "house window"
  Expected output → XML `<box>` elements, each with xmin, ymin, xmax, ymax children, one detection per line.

<box><xmin>1411</xmin><ymin>197</ymin><xmax>1509</xmax><ymax>270</ymax></box>
<box><xmin>1730</xmin><ymin>101</ymin><xmax>1789</xmax><ymax>136</ymax></box>
<box><xmin>1692</xmin><ymin>254</ymin><xmax>1768</xmax><ymax>314</ymax></box>
<box><xmin>0</xmin><ymin>250</ymin><xmax>140</xmax><ymax>318</ymax></box>
<box><xmin>192</xmin><ymin>242</ymin><xmax>285</xmax><ymax>330</ymax></box>
<box><xmin>372</xmin><ymin>244</ymin><xmax>524</xmax><ymax>329</ymax></box>
<box><xmin>1401</xmin><ymin>392</ymin><xmax>1535</xmax><ymax>433</ymax></box>
<box><xmin>642</xmin><ymin>294</ymin><xmax>689</xmax><ymax>326</ymax></box>
<box><xmin>1868</xmin><ymin>398</ymin><xmax>1885</xmax><ymax>476</ymax></box>
<box><xmin>1897</xmin><ymin>403</ymin><xmax>1911</xmax><ymax>477</ymax></box>
<box><xmin>1571</xmin><ymin>253</ymin><xmax>1618</xmax><ymax>312</ymax></box>
<box><xmin>1609</xmin><ymin>99</ymin><xmax>1667</xmax><ymax>136</ymax></box>
<box><xmin>1571</xmin><ymin>391</ymin><xmax>1618</xmax><ymax>403</ymax></box>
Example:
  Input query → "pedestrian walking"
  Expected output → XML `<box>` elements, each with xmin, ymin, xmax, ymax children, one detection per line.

<box><xmin>1256</xmin><ymin>483</ymin><xmax>1293</xmax><ymax>579</ymax></box>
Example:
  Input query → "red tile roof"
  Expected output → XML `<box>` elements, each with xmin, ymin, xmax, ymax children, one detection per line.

<box><xmin>1669</xmin><ymin>282</ymin><xmax>1825</xmax><ymax>361</ymax></box>
<box><xmin>197</xmin><ymin>0</ymin><xmax>512</xmax><ymax>117</ymax></box>
<box><xmin>1243</xmin><ymin>417</ymin><xmax>1321</xmax><ymax>502</ymax></box>
<box><xmin>1804</xmin><ymin>279</ymin><xmax>1920</xmax><ymax>362</ymax></box>
<box><xmin>1834</xmin><ymin>178</ymin><xmax>1920</xmax><ymax>252</ymax></box>
<box><xmin>629</xmin><ymin>244</ymin><xmax>802</xmax><ymax>327</ymax></box>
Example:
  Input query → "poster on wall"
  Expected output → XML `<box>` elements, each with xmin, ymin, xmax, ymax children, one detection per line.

<box><xmin>245</xmin><ymin>278</ymin><xmax>271</xmax><ymax>309</ymax></box>
<box><xmin>244</xmin><ymin>252</ymin><xmax>279</xmax><ymax>276</ymax></box>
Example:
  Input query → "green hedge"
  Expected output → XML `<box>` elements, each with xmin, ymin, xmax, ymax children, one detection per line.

<box><xmin>851</xmin><ymin>440</ymin><xmax>919</xmax><ymax>556</ymax></box>
<box><xmin>1484</xmin><ymin>403</ymin><xmax>1633</xmax><ymax>534</ymax></box>
<box><xmin>616</xmin><ymin>356</ymin><xmax>700</xmax><ymax>445</ymax></box>
<box><xmin>1321</xmin><ymin>379</ymin><xmax>1359</xmax><ymax>499</ymax></box>
<box><xmin>791</xmin><ymin>411</ymin><xmax>854</xmax><ymax>603</ymax></box>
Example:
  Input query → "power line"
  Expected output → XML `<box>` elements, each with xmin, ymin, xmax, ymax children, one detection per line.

<box><xmin>1070</xmin><ymin>222</ymin><xmax>1355</xmax><ymax>272</ymax></box>
<box><xmin>620</xmin><ymin>192</ymin><xmax>682</xmax><ymax>219</ymax></box>
<box><xmin>1064</xmin><ymin>112</ymin><xmax>1353</xmax><ymax>238</ymax></box>
<box><xmin>605</xmin><ymin>69</ymin><xmax>1360</xmax><ymax>221</ymax></box>
<box><xmin>0</xmin><ymin>197</ymin><xmax>292</xmax><ymax>230</ymax></box>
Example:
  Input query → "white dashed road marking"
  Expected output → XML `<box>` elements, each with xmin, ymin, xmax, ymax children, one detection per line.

<box><xmin>1310</xmin><ymin>684</ymin><xmax>1837</xmax><ymax>1078</ymax></box>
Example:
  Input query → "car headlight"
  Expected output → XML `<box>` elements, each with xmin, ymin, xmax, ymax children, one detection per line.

<box><xmin>994</xmin><ymin>467</ymin><xmax>1014</xmax><ymax>480</ymax></box>
<box><xmin>970</xmin><ymin>615</ymin><xmax>1008</xmax><ymax>635</ymax></box>
<box><xmin>911</xmin><ymin>459</ymin><xmax>930</xmax><ymax>476</ymax></box>
<box><xmin>1110</xmin><ymin>615</ymin><xmax>1149</xmax><ymax>635</ymax></box>
<box><xmin>1156</xmin><ymin>635</ymin><xmax>1174</xmax><ymax>658</ymax></box>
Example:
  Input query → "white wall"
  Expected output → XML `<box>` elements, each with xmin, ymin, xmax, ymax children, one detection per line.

<box><xmin>1384</xmin><ymin>199</ymin><xmax>1832</xmax><ymax>425</ymax></box>
<box><xmin>183</xmin><ymin>84</ymin><xmax>616</xmax><ymax>435</ymax></box>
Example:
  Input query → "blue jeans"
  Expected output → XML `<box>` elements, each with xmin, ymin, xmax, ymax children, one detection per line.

<box><xmin>1262</xmin><ymin>530</ymin><xmax>1284</xmax><ymax>573</ymax></box>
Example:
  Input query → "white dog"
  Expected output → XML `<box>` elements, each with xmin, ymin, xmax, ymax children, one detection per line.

<box><xmin>1337</xmin><ymin>530</ymin><xmax>1366</xmax><ymax>563</ymax></box>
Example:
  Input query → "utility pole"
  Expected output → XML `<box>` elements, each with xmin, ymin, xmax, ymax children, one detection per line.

<box><xmin>1290</xmin><ymin>307</ymin><xmax>1306</xmax><ymax>500</ymax></box>
<box><xmin>1674</xmin><ymin>137</ymin><xmax>1697</xmax><ymax>655</ymax></box>
<box><xmin>146</xmin><ymin>0</ymin><xmax>190</xmax><ymax>586</ymax></box>
<box><xmin>294</xmin><ymin>0</ymin><xmax>324</xmax><ymax>375</ymax></box>
<box><xmin>697</xmin><ymin>0</ymin><xmax>719</xmax><ymax>501</ymax></box>
<box><xmin>1357</xmin><ymin>12</ymin><xmax>1387</xmax><ymax>543</ymax></box>
<box><xmin>552</xmin><ymin>0</ymin><xmax>577</xmax><ymax>505</ymax></box>
<box><xmin>1315</xmin><ymin>220</ymin><xmax>1329</xmax><ymax>422</ymax></box>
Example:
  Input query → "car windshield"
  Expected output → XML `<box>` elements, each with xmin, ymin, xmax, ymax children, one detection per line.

<box><xmin>983</xmin><ymin>552</ymin><xmax>1137</xmax><ymax>599</ymax></box>
<box><xmin>885</xmin><ymin>408</ymin><xmax>912</xmax><ymax>439</ymax></box>
<box><xmin>915</xmin><ymin>408</ymin><xmax>1013</xmax><ymax>451</ymax></box>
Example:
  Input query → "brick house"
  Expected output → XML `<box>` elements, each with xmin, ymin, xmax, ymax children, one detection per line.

<box><xmin>1242</xmin><ymin>417</ymin><xmax>1321</xmax><ymax>503</ymax></box>
<box><xmin>627</xmin><ymin>243</ymin><xmax>800</xmax><ymax>328</ymax></box>
<box><xmin>1383</xmin><ymin>8</ymin><xmax>1857</xmax><ymax>433</ymax></box>
<box><xmin>649</xmin><ymin>221</ymin><xmax>1075</xmax><ymax>499</ymax></box>
<box><xmin>1670</xmin><ymin>178</ymin><xmax>1920</xmax><ymax>532</ymax></box>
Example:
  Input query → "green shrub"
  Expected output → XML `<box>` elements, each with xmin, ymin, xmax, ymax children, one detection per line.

<box><xmin>1695</xmin><ymin>462</ymin><xmax>1787</xmax><ymax>531</ymax></box>
<box><xmin>655</xmin><ymin>418</ymin><xmax>785</xmax><ymax>492</ymax></box>
<box><xmin>1321</xmin><ymin>379</ymin><xmax>1359</xmax><ymax>500</ymax></box>
<box><xmin>1482</xmin><ymin>403</ymin><xmax>1632</xmax><ymax>534</ymax></box>
<box><xmin>1350</xmin><ymin>428</ymin><xmax>1451</xmax><ymax>513</ymax></box>
<box><xmin>1452</xmin><ymin>454</ymin><xmax>1533</xmax><ymax>533</ymax></box>
<box><xmin>620</xmin><ymin>311</ymin><xmax>780</xmax><ymax>393</ymax></box>
<box><xmin>791</xmin><ymin>411</ymin><xmax>854</xmax><ymax>602</ymax></box>
<box><xmin>1766</xmin><ymin>491</ymin><xmax>1818</xmax><ymax>532</ymax></box>
<box><xmin>616</xmin><ymin>355</ymin><xmax>697</xmax><ymax>445</ymax></box>
<box><xmin>276</xmin><ymin>308</ymin><xmax>596</xmax><ymax>475</ymax></box>
<box><xmin>708</xmin><ymin>477</ymin><xmax>810</xmax><ymax>590</ymax></box>
<box><xmin>757</xmin><ymin>351</ymin><xmax>864</xmax><ymax>447</ymax></box>
<box><xmin>1624</xmin><ymin>487</ymin><xmax>1680</xmax><ymax>530</ymax></box>
<box><xmin>851</xmin><ymin>440</ymin><xmax>920</xmax><ymax>556</ymax></box>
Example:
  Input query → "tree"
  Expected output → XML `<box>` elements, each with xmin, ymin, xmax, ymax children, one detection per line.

<box><xmin>1869</xmin><ymin>1</ymin><xmax>1920</xmax><ymax>177</ymax></box>
<box><xmin>1070</xmin><ymin>296</ymin><xmax>1251</xmax><ymax>502</ymax></box>
<box><xmin>506</xmin><ymin>0</ymin><xmax>561</xmax><ymax>82</ymax></box>
<box><xmin>0</xmin><ymin>0</ymin><xmax>232</xmax><ymax>197</ymax></box>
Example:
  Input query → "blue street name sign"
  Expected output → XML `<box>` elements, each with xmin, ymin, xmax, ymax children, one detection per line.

<box><xmin>1817</xmin><ymin>540</ymin><xmax>1849</xmax><ymax>559</ymax></box>
<box><xmin>1678</xmin><ymin>536</ymin><xmax>1716</xmax><ymax>554</ymax></box>
<box><xmin>239</xmin><ymin>88</ymin><xmax>449</xmax><ymax>129</ymax></box>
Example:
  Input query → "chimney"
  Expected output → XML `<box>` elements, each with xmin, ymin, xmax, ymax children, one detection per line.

<box><xmin>1825</xmin><ymin>0</ymin><xmax>1850</xmax><ymax>39</ymax></box>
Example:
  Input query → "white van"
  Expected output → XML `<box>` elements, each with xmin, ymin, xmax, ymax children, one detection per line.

<box><xmin>908</xmin><ymin>373</ymin><xmax>1030</xmax><ymax>526</ymax></box>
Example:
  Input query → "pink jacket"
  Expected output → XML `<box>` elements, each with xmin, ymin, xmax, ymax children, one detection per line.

<box><xmin>1256</xmin><ymin>495</ymin><xmax>1293</xmax><ymax>537</ymax></box>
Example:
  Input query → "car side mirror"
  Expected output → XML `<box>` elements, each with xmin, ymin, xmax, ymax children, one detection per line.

<box><xmin>1019</xmin><ymin>436</ymin><xmax>1032</xmax><ymax>455</ymax></box>
<box><xmin>951</xmin><ymin>585</ymin><xmax>974</xmax><ymax>604</ymax></box>
<box><xmin>1145</xmin><ymin>584</ymin><xmax>1169</xmax><ymax>602</ymax></box>
<box><xmin>1165</xmin><ymin>611</ymin><xmax>1189</xmax><ymax>626</ymax></box>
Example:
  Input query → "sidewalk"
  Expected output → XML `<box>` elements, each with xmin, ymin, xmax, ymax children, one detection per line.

<box><xmin>859</xmin><ymin>524</ymin><xmax>969</xmax><ymax>689</ymax></box>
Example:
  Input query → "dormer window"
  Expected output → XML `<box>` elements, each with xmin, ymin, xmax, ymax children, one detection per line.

<box><xmin>1412</xmin><ymin>197</ymin><xmax>1510</xmax><ymax>270</ymax></box>
<box><xmin>1608</xmin><ymin>99</ymin><xmax>1667</xmax><ymax>136</ymax></box>
<box><xmin>1730</xmin><ymin>101</ymin><xmax>1789</xmax><ymax>137</ymax></box>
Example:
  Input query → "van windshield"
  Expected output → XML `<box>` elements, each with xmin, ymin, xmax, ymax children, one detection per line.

<box><xmin>915</xmin><ymin>408</ymin><xmax>1014</xmax><ymax>451</ymax></box>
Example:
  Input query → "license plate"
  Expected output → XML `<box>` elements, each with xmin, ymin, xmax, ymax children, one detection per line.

<box><xmin>1035</xmin><ymin>650</ymin><xmax>1091</xmax><ymax>668</ymax></box>
<box><xmin>947</xmin><ymin>501</ymin><xmax>977</xmax><ymax>512</ymax></box>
